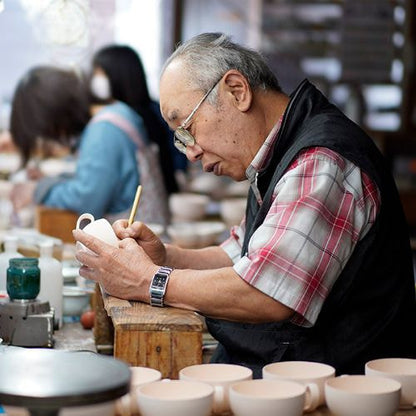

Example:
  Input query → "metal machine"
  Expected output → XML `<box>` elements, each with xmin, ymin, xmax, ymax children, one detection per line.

<box><xmin>0</xmin><ymin>298</ymin><xmax>54</xmax><ymax>347</ymax></box>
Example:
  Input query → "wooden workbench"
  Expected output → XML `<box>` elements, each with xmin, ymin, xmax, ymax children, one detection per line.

<box><xmin>94</xmin><ymin>284</ymin><xmax>204</xmax><ymax>379</ymax></box>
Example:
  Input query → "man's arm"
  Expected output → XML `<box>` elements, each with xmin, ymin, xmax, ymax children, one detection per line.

<box><xmin>73</xmin><ymin>228</ymin><xmax>294</xmax><ymax>323</ymax></box>
<box><xmin>165</xmin><ymin>265</ymin><xmax>294</xmax><ymax>323</ymax></box>
<box><xmin>163</xmin><ymin>243</ymin><xmax>232</xmax><ymax>269</ymax></box>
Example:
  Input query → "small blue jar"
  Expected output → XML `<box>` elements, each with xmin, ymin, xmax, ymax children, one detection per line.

<box><xmin>7</xmin><ymin>257</ymin><xmax>40</xmax><ymax>301</ymax></box>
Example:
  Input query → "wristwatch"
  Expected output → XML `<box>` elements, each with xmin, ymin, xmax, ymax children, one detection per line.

<box><xmin>149</xmin><ymin>266</ymin><xmax>173</xmax><ymax>307</ymax></box>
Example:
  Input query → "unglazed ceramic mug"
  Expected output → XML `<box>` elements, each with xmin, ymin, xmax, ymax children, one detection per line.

<box><xmin>365</xmin><ymin>358</ymin><xmax>416</xmax><ymax>409</ymax></box>
<box><xmin>136</xmin><ymin>380</ymin><xmax>214</xmax><ymax>416</ymax></box>
<box><xmin>229</xmin><ymin>379</ymin><xmax>320</xmax><ymax>416</ymax></box>
<box><xmin>116</xmin><ymin>366</ymin><xmax>162</xmax><ymax>416</ymax></box>
<box><xmin>4</xmin><ymin>402</ymin><xmax>115</xmax><ymax>416</ymax></box>
<box><xmin>179</xmin><ymin>363</ymin><xmax>253</xmax><ymax>415</ymax></box>
<box><xmin>262</xmin><ymin>360</ymin><xmax>335</xmax><ymax>408</ymax></box>
<box><xmin>325</xmin><ymin>375</ymin><xmax>401</xmax><ymax>416</ymax></box>
<box><xmin>76</xmin><ymin>213</ymin><xmax>119</xmax><ymax>254</ymax></box>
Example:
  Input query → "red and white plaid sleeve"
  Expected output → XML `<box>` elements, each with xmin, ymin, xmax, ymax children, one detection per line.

<box><xmin>221</xmin><ymin>147</ymin><xmax>380</xmax><ymax>327</ymax></box>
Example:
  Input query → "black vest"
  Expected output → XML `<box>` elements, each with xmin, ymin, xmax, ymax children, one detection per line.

<box><xmin>206</xmin><ymin>80</ymin><xmax>416</xmax><ymax>378</ymax></box>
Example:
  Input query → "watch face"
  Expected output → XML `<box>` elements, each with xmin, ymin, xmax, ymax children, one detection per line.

<box><xmin>153</xmin><ymin>274</ymin><xmax>167</xmax><ymax>288</ymax></box>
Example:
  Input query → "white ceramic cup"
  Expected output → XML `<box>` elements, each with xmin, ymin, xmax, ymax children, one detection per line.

<box><xmin>325</xmin><ymin>375</ymin><xmax>401</xmax><ymax>416</ymax></box>
<box><xmin>262</xmin><ymin>360</ymin><xmax>335</xmax><ymax>408</ymax></box>
<box><xmin>229</xmin><ymin>379</ymin><xmax>320</xmax><ymax>416</ymax></box>
<box><xmin>136</xmin><ymin>380</ymin><xmax>214</xmax><ymax>416</ymax></box>
<box><xmin>365</xmin><ymin>358</ymin><xmax>416</xmax><ymax>409</ymax></box>
<box><xmin>76</xmin><ymin>213</ymin><xmax>119</xmax><ymax>253</ymax></box>
<box><xmin>116</xmin><ymin>366</ymin><xmax>162</xmax><ymax>416</ymax></box>
<box><xmin>4</xmin><ymin>402</ymin><xmax>115</xmax><ymax>416</ymax></box>
<box><xmin>179</xmin><ymin>363</ymin><xmax>252</xmax><ymax>415</ymax></box>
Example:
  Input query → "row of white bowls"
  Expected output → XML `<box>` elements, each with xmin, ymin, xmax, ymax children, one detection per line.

<box><xmin>167</xmin><ymin>193</ymin><xmax>247</xmax><ymax>248</ymax></box>
<box><xmin>167</xmin><ymin>221</ymin><xmax>226</xmax><ymax>249</ymax></box>
<box><xmin>169</xmin><ymin>192</ymin><xmax>247</xmax><ymax>226</ymax></box>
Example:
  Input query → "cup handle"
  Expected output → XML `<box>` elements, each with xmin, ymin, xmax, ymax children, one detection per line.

<box><xmin>76</xmin><ymin>213</ymin><xmax>95</xmax><ymax>230</ymax></box>
<box><xmin>213</xmin><ymin>385</ymin><xmax>226</xmax><ymax>415</ymax></box>
<box><xmin>303</xmin><ymin>382</ymin><xmax>320</xmax><ymax>412</ymax></box>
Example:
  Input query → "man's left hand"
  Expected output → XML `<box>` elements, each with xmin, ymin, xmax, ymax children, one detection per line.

<box><xmin>73</xmin><ymin>229</ymin><xmax>159</xmax><ymax>301</ymax></box>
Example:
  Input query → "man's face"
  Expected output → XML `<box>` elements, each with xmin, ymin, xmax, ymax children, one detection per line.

<box><xmin>159</xmin><ymin>62</ymin><xmax>253</xmax><ymax>182</ymax></box>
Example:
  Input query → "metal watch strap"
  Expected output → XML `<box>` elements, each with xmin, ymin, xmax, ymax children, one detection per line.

<box><xmin>149</xmin><ymin>266</ymin><xmax>173</xmax><ymax>307</ymax></box>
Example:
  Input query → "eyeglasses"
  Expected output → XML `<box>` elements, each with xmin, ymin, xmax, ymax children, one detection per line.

<box><xmin>174</xmin><ymin>78</ymin><xmax>221</xmax><ymax>154</ymax></box>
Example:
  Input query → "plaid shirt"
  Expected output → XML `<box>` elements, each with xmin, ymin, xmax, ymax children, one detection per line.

<box><xmin>221</xmin><ymin>122</ymin><xmax>380</xmax><ymax>327</ymax></box>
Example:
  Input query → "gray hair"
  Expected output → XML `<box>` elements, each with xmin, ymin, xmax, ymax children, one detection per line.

<box><xmin>162</xmin><ymin>33</ymin><xmax>281</xmax><ymax>102</ymax></box>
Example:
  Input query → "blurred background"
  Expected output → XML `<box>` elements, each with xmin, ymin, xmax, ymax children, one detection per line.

<box><xmin>0</xmin><ymin>0</ymin><xmax>415</xmax><ymax>368</ymax></box>
<box><xmin>0</xmin><ymin>0</ymin><xmax>415</xmax><ymax>236</ymax></box>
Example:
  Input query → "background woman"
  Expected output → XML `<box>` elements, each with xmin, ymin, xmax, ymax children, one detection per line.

<box><xmin>90</xmin><ymin>44</ymin><xmax>185</xmax><ymax>193</ymax></box>
<box><xmin>10</xmin><ymin>65</ymin><xmax>170</xmax><ymax>225</ymax></box>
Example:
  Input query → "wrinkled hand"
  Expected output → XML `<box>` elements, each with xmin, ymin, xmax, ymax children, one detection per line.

<box><xmin>73</xmin><ymin>229</ymin><xmax>159</xmax><ymax>301</ymax></box>
<box><xmin>10</xmin><ymin>181</ymin><xmax>37</xmax><ymax>210</ymax></box>
<box><xmin>112</xmin><ymin>219</ymin><xmax>167</xmax><ymax>265</ymax></box>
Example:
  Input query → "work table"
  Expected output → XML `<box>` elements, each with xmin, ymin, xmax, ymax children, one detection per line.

<box><xmin>53</xmin><ymin>320</ymin><xmax>96</xmax><ymax>352</ymax></box>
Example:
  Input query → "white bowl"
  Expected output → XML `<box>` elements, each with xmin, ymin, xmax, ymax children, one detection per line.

<box><xmin>169</xmin><ymin>193</ymin><xmax>210</xmax><ymax>221</ymax></box>
<box><xmin>189</xmin><ymin>174</ymin><xmax>223</xmax><ymax>195</ymax></box>
<box><xmin>225</xmin><ymin>181</ymin><xmax>250</xmax><ymax>197</ymax></box>
<box><xmin>146</xmin><ymin>223</ymin><xmax>164</xmax><ymax>237</ymax></box>
<box><xmin>167</xmin><ymin>221</ymin><xmax>226</xmax><ymax>248</ymax></box>
<box><xmin>136</xmin><ymin>380</ymin><xmax>214</xmax><ymax>416</ymax></box>
<box><xmin>62</xmin><ymin>286</ymin><xmax>91</xmax><ymax>317</ymax></box>
<box><xmin>325</xmin><ymin>375</ymin><xmax>401</xmax><ymax>416</ymax></box>
<box><xmin>4</xmin><ymin>401</ymin><xmax>115</xmax><ymax>416</ymax></box>
<box><xmin>0</xmin><ymin>180</ymin><xmax>13</xmax><ymax>198</ymax></box>
<box><xmin>220</xmin><ymin>198</ymin><xmax>247</xmax><ymax>227</ymax></box>
<box><xmin>365</xmin><ymin>358</ymin><xmax>416</xmax><ymax>409</ymax></box>
<box><xmin>40</xmin><ymin>158</ymin><xmax>76</xmax><ymax>177</ymax></box>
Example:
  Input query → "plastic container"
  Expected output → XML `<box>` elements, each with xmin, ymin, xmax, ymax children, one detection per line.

<box><xmin>38</xmin><ymin>241</ymin><xmax>63</xmax><ymax>328</ymax></box>
<box><xmin>0</xmin><ymin>236</ymin><xmax>23</xmax><ymax>292</ymax></box>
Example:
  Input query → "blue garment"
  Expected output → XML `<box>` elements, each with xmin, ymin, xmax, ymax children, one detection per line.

<box><xmin>34</xmin><ymin>102</ymin><xmax>143</xmax><ymax>218</ymax></box>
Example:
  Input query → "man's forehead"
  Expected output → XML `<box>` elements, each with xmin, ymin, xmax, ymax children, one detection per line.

<box><xmin>160</xmin><ymin>62</ymin><xmax>192</xmax><ymax>123</ymax></box>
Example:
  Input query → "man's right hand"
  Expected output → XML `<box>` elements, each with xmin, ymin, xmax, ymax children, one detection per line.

<box><xmin>113</xmin><ymin>219</ymin><xmax>167</xmax><ymax>265</ymax></box>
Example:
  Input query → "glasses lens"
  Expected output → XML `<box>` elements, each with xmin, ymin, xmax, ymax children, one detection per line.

<box><xmin>174</xmin><ymin>128</ymin><xmax>195</xmax><ymax>154</ymax></box>
<box><xmin>174</xmin><ymin>136</ymin><xmax>186</xmax><ymax>153</ymax></box>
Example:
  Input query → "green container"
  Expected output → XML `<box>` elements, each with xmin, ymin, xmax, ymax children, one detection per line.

<box><xmin>7</xmin><ymin>258</ymin><xmax>40</xmax><ymax>300</ymax></box>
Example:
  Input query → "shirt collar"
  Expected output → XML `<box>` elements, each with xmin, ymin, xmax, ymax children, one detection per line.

<box><xmin>245</xmin><ymin>117</ymin><xmax>283</xmax><ymax>202</ymax></box>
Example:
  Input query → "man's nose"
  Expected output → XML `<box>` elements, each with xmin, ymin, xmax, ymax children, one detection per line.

<box><xmin>186</xmin><ymin>142</ymin><xmax>203</xmax><ymax>162</ymax></box>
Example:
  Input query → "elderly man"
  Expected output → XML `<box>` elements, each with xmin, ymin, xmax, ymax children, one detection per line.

<box><xmin>74</xmin><ymin>33</ymin><xmax>416</xmax><ymax>377</ymax></box>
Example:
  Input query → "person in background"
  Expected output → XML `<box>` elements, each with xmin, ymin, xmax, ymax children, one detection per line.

<box><xmin>9</xmin><ymin>65</ymin><xmax>170</xmax><ymax>225</ymax></box>
<box><xmin>73</xmin><ymin>33</ymin><xmax>416</xmax><ymax>377</ymax></box>
<box><xmin>91</xmin><ymin>44</ymin><xmax>185</xmax><ymax>192</ymax></box>
<box><xmin>0</xmin><ymin>130</ymin><xmax>17</xmax><ymax>153</ymax></box>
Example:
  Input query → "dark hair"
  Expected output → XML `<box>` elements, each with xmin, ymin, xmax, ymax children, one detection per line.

<box><xmin>92</xmin><ymin>45</ymin><xmax>179</xmax><ymax>194</ymax></box>
<box><xmin>10</xmin><ymin>66</ymin><xmax>90</xmax><ymax>165</ymax></box>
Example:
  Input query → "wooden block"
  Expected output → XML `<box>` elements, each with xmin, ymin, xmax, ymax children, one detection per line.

<box><xmin>100</xmin><ymin>288</ymin><xmax>204</xmax><ymax>378</ymax></box>
<box><xmin>35</xmin><ymin>205</ymin><xmax>78</xmax><ymax>244</ymax></box>
<box><xmin>93</xmin><ymin>283</ymin><xmax>114</xmax><ymax>354</ymax></box>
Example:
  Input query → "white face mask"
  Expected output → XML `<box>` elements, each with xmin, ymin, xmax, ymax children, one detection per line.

<box><xmin>90</xmin><ymin>74</ymin><xmax>112</xmax><ymax>100</ymax></box>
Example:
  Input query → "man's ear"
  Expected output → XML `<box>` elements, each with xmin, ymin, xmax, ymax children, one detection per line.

<box><xmin>222</xmin><ymin>70</ymin><xmax>252</xmax><ymax>112</ymax></box>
